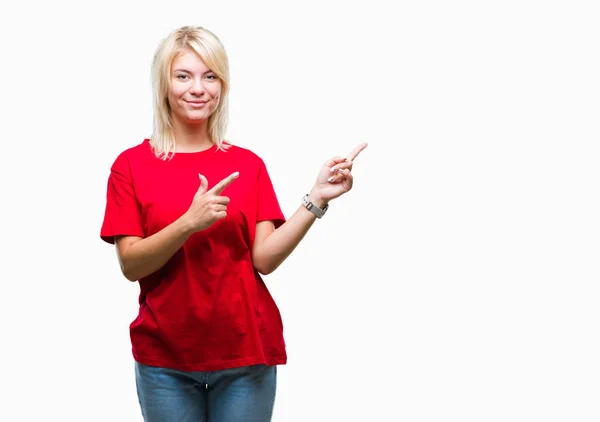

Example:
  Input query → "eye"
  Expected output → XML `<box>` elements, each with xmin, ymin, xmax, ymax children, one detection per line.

<box><xmin>176</xmin><ymin>74</ymin><xmax>189</xmax><ymax>80</ymax></box>
<box><xmin>206</xmin><ymin>74</ymin><xmax>218</xmax><ymax>81</ymax></box>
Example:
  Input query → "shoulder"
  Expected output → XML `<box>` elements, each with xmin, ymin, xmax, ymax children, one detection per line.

<box><xmin>223</xmin><ymin>142</ymin><xmax>261</xmax><ymax>159</ymax></box>
<box><xmin>110</xmin><ymin>139</ymin><xmax>153</xmax><ymax>171</ymax></box>
<box><xmin>222</xmin><ymin>142</ymin><xmax>266</xmax><ymax>167</ymax></box>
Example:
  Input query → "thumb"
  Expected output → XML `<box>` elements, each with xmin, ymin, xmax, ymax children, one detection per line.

<box><xmin>197</xmin><ymin>174</ymin><xmax>209</xmax><ymax>195</ymax></box>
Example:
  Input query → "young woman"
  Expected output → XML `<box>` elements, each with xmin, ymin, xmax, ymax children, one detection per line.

<box><xmin>100</xmin><ymin>25</ymin><xmax>367</xmax><ymax>422</ymax></box>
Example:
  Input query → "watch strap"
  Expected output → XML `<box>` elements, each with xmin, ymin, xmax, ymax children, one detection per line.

<box><xmin>302</xmin><ymin>194</ymin><xmax>328</xmax><ymax>218</ymax></box>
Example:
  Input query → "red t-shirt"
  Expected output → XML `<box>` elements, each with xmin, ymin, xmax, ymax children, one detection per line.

<box><xmin>100</xmin><ymin>139</ymin><xmax>287</xmax><ymax>371</ymax></box>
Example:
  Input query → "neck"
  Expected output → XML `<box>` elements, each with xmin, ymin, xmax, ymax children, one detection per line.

<box><xmin>173</xmin><ymin>119</ymin><xmax>213</xmax><ymax>152</ymax></box>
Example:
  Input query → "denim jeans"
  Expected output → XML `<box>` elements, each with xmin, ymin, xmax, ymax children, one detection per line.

<box><xmin>134</xmin><ymin>361</ymin><xmax>277</xmax><ymax>422</ymax></box>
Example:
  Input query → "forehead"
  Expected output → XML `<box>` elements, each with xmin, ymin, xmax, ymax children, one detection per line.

<box><xmin>171</xmin><ymin>50</ymin><xmax>211</xmax><ymax>73</ymax></box>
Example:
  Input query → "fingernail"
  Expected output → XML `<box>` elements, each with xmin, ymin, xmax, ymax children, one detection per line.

<box><xmin>233</xmin><ymin>172</ymin><xmax>239</xmax><ymax>177</ymax></box>
<box><xmin>330</xmin><ymin>167</ymin><xmax>336</xmax><ymax>173</ymax></box>
<box><xmin>327</xmin><ymin>177</ymin><xmax>334</xmax><ymax>182</ymax></box>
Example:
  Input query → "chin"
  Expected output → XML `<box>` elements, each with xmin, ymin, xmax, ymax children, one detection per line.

<box><xmin>180</xmin><ymin>111</ymin><xmax>210</xmax><ymax>123</ymax></box>
<box><xmin>190</xmin><ymin>113</ymin><xmax>211</xmax><ymax>121</ymax></box>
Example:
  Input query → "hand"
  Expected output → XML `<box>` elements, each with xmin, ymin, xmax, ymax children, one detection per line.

<box><xmin>309</xmin><ymin>143</ymin><xmax>368</xmax><ymax>206</ymax></box>
<box><xmin>183</xmin><ymin>172</ymin><xmax>239</xmax><ymax>233</ymax></box>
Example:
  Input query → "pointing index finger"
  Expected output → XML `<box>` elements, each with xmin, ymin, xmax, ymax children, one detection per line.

<box><xmin>346</xmin><ymin>142</ymin><xmax>368</xmax><ymax>162</ymax></box>
<box><xmin>210</xmin><ymin>171</ymin><xmax>239</xmax><ymax>195</ymax></box>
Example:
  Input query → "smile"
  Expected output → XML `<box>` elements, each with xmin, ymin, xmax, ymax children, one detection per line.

<box><xmin>186</xmin><ymin>101</ymin><xmax>208</xmax><ymax>107</ymax></box>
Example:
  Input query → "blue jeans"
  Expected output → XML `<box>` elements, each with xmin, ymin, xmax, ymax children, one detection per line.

<box><xmin>135</xmin><ymin>361</ymin><xmax>277</xmax><ymax>422</ymax></box>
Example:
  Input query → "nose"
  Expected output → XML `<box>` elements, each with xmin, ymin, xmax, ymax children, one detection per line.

<box><xmin>189</xmin><ymin>77</ymin><xmax>205</xmax><ymax>96</ymax></box>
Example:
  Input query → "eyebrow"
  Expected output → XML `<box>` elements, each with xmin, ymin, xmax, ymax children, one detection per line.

<box><xmin>173</xmin><ymin>69</ymin><xmax>214</xmax><ymax>75</ymax></box>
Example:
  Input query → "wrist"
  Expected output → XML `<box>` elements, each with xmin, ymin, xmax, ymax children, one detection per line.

<box><xmin>177</xmin><ymin>212</ymin><xmax>197</xmax><ymax>236</ymax></box>
<box><xmin>303</xmin><ymin>191</ymin><xmax>329</xmax><ymax>219</ymax></box>
<box><xmin>308</xmin><ymin>189</ymin><xmax>328</xmax><ymax>209</ymax></box>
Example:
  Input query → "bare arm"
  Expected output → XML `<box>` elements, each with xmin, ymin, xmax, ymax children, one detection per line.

<box><xmin>115</xmin><ymin>218</ymin><xmax>193</xmax><ymax>281</ymax></box>
<box><xmin>115</xmin><ymin>171</ymin><xmax>239</xmax><ymax>281</ymax></box>
<box><xmin>252</xmin><ymin>143</ymin><xmax>368</xmax><ymax>275</ymax></box>
<box><xmin>252</xmin><ymin>199</ymin><xmax>320</xmax><ymax>275</ymax></box>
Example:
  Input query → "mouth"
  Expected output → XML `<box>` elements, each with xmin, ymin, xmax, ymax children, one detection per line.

<box><xmin>186</xmin><ymin>100</ymin><xmax>208</xmax><ymax>107</ymax></box>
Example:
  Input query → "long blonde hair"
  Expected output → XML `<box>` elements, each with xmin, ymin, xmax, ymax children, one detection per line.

<box><xmin>150</xmin><ymin>26</ymin><xmax>230</xmax><ymax>159</ymax></box>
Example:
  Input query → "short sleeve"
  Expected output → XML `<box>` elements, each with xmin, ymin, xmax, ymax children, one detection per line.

<box><xmin>100</xmin><ymin>153</ymin><xmax>145</xmax><ymax>244</ymax></box>
<box><xmin>256</xmin><ymin>159</ymin><xmax>286</xmax><ymax>228</ymax></box>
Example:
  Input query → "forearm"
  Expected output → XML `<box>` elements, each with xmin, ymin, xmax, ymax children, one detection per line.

<box><xmin>252</xmin><ymin>143</ymin><xmax>367</xmax><ymax>275</ymax></box>
<box><xmin>118</xmin><ymin>216</ymin><xmax>194</xmax><ymax>281</ymax></box>
<box><xmin>253</xmin><ymin>194</ymin><xmax>325</xmax><ymax>275</ymax></box>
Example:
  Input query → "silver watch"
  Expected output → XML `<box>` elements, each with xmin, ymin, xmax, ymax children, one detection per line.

<box><xmin>302</xmin><ymin>194</ymin><xmax>328</xmax><ymax>218</ymax></box>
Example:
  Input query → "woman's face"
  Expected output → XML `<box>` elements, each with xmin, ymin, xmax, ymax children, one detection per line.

<box><xmin>168</xmin><ymin>50</ymin><xmax>222</xmax><ymax>125</ymax></box>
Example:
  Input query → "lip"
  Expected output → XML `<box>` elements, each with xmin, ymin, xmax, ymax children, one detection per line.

<box><xmin>186</xmin><ymin>100</ymin><xmax>208</xmax><ymax>107</ymax></box>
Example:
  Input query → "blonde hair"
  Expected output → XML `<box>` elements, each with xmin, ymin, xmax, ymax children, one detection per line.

<box><xmin>150</xmin><ymin>26</ymin><xmax>230</xmax><ymax>159</ymax></box>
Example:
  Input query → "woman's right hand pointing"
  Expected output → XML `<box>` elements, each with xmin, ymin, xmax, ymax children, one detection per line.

<box><xmin>183</xmin><ymin>172</ymin><xmax>239</xmax><ymax>233</ymax></box>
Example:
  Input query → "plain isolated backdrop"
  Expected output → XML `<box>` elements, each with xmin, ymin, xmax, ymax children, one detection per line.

<box><xmin>1</xmin><ymin>0</ymin><xmax>599</xmax><ymax>421</ymax></box>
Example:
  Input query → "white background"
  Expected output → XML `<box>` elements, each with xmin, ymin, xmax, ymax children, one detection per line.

<box><xmin>1</xmin><ymin>0</ymin><xmax>599</xmax><ymax>421</ymax></box>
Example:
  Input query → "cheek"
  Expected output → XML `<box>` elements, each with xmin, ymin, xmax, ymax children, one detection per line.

<box><xmin>167</xmin><ymin>94</ymin><xmax>178</xmax><ymax>112</ymax></box>
<box><xmin>169</xmin><ymin>83</ymin><xmax>187</xmax><ymax>99</ymax></box>
<box><xmin>211</xmin><ymin>88</ymin><xmax>222</xmax><ymax>104</ymax></box>
<box><xmin>210</xmin><ymin>83</ymin><xmax>222</xmax><ymax>99</ymax></box>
